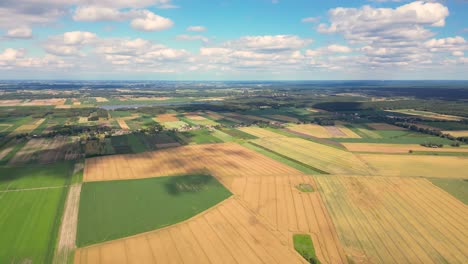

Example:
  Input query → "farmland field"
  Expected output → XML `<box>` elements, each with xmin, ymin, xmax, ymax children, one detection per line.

<box><xmin>75</xmin><ymin>198</ymin><xmax>308</xmax><ymax>264</ymax></box>
<box><xmin>343</xmin><ymin>143</ymin><xmax>468</xmax><ymax>154</ymax></box>
<box><xmin>161</xmin><ymin>120</ymin><xmax>187</xmax><ymax>129</ymax></box>
<box><xmin>316</xmin><ymin>176</ymin><xmax>468</xmax><ymax>264</ymax></box>
<box><xmin>238</xmin><ymin>126</ymin><xmax>284</xmax><ymax>138</ymax></box>
<box><xmin>288</xmin><ymin>124</ymin><xmax>361</xmax><ymax>138</ymax></box>
<box><xmin>386</xmin><ymin>109</ymin><xmax>464</xmax><ymax>121</ymax></box>
<box><xmin>429</xmin><ymin>178</ymin><xmax>468</xmax><ymax>204</ymax></box>
<box><xmin>358</xmin><ymin>153</ymin><xmax>468</xmax><ymax>178</ymax></box>
<box><xmin>252</xmin><ymin>137</ymin><xmax>373</xmax><ymax>175</ymax></box>
<box><xmin>77</xmin><ymin>175</ymin><xmax>231</xmax><ymax>246</ymax></box>
<box><xmin>84</xmin><ymin>143</ymin><xmax>302</xmax><ymax>181</ymax></box>
<box><xmin>443</xmin><ymin>130</ymin><xmax>468</xmax><ymax>137</ymax></box>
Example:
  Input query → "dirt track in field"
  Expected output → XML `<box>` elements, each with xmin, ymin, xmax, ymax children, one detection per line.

<box><xmin>54</xmin><ymin>184</ymin><xmax>82</xmax><ymax>264</ymax></box>
<box><xmin>316</xmin><ymin>176</ymin><xmax>468</xmax><ymax>264</ymax></box>
<box><xmin>74</xmin><ymin>197</ymin><xmax>308</xmax><ymax>264</ymax></box>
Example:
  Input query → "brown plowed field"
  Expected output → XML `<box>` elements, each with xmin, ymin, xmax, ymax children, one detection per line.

<box><xmin>74</xmin><ymin>198</ymin><xmax>308</xmax><ymax>264</ymax></box>
<box><xmin>316</xmin><ymin>176</ymin><xmax>468</xmax><ymax>264</ymax></box>
<box><xmin>219</xmin><ymin>174</ymin><xmax>348</xmax><ymax>264</ymax></box>
<box><xmin>83</xmin><ymin>143</ymin><xmax>302</xmax><ymax>182</ymax></box>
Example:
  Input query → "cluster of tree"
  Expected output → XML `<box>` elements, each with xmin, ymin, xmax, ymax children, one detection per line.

<box><xmin>420</xmin><ymin>142</ymin><xmax>443</xmax><ymax>148</ymax></box>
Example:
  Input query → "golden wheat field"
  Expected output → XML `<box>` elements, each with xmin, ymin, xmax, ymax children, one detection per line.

<box><xmin>288</xmin><ymin>124</ymin><xmax>360</xmax><ymax>138</ymax></box>
<box><xmin>343</xmin><ymin>143</ymin><xmax>468</xmax><ymax>154</ymax></box>
<box><xmin>219</xmin><ymin>174</ymin><xmax>347</xmax><ymax>264</ymax></box>
<box><xmin>237</xmin><ymin>126</ymin><xmax>284</xmax><ymax>138</ymax></box>
<box><xmin>443</xmin><ymin>130</ymin><xmax>468</xmax><ymax>137</ymax></box>
<box><xmin>316</xmin><ymin>176</ymin><xmax>468</xmax><ymax>264</ymax></box>
<box><xmin>252</xmin><ymin>137</ymin><xmax>373</xmax><ymax>175</ymax></box>
<box><xmin>358</xmin><ymin>154</ymin><xmax>468</xmax><ymax>178</ymax></box>
<box><xmin>83</xmin><ymin>143</ymin><xmax>302</xmax><ymax>182</ymax></box>
<box><xmin>153</xmin><ymin>113</ymin><xmax>179</xmax><ymax>122</ymax></box>
<box><xmin>74</xmin><ymin>197</ymin><xmax>308</xmax><ymax>264</ymax></box>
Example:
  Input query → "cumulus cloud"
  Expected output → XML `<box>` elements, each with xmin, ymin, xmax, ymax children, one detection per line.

<box><xmin>130</xmin><ymin>11</ymin><xmax>173</xmax><ymax>31</ymax></box>
<box><xmin>224</xmin><ymin>35</ymin><xmax>312</xmax><ymax>53</ymax></box>
<box><xmin>43</xmin><ymin>31</ymin><xmax>97</xmax><ymax>56</ymax></box>
<box><xmin>187</xmin><ymin>26</ymin><xmax>206</xmax><ymax>32</ymax></box>
<box><xmin>73</xmin><ymin>6</ymin><xmax>123</xmax><ymax>21</ymax></box>
<box><xmin>176</xmin><ymin>34</ymin><xmax>209</xmax><ymax>43</ymax></box>
<box><xmin>5</xmin><ymin>26</ymin><xmax>32</xmax><ymax>39</ymax></box>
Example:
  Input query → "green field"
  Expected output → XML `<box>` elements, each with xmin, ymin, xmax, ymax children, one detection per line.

<box><xmin>77</xmin><ymin>174</ymin><xmax>232</xmax><ymax>246</ymax></box>
<box><xmin>0</xmin><ymin>162</ymin><xmax>72</xmax><ymax>263</ymax></box>
<box><xmin>0</xmin><ymin>161</ymin><xmax>73</xmax><ymax>190</ymax></box>
<box><xmin>429</xmin><ymin>178</ymin><xmax>468</xmax><ymax>204</ymax></box>
<box><xmin>293</xmin><ymin>234</ymin><xmax>320</xmax><ymax>264</ymax></box>
<box><xmin>178</xmin><ymin>130</ymin><xmax>223</xmax><ymax>144</ymax></box>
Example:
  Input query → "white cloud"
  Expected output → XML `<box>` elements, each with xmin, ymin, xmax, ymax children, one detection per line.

<box><xmin>43</xmin><ymin>31</ymin><xmax>97</xmax><ymax>56</ymax></box>
<box><xmin>130</xmin><ymin>10</ymin><xmax>173</xmax><ymax>31</ymax></box>
<box><xmin>5</xmin><ymin>26</ymin><xmax>32</xmax><ymax>38</ymax></box>
<box><xmin>301</xmin><ymin>17</ymin><xmax>320</xmax><ymax>23</ymax></box>
<box><xmin>176</xmin><ymin>34</ymin><xmax>209</xmax><ymax>43</ymax></box>
<box><xmin>73</xmin><ymin>6</ymin><xmax>123</xmax><ymax>21</ymax></box>
<box><xmin>225</xmin><ymin>35</ymin><xmax>312</xmax><ymax>53</ymax></box>
<box><xmin>326</xmin><ymin>44</ymin><xmax>352</xmax><ymax>53</ymax></box>
<box><xmin>187</xmin><ymin>26</ymin><xmax>206</xmax><ymax>32</ymax></box>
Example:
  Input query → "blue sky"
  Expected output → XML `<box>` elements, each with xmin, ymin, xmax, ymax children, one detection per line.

<box><xmin>0</xmin><ymin>0</ymin><xmax>467</xmax><ymax>80</ymax></box>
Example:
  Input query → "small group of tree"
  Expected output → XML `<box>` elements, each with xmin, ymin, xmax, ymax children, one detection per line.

<box><xmin>420</xmin><ymin>142</ymin><xmax>443</xmax><ymax>148</ymax></box>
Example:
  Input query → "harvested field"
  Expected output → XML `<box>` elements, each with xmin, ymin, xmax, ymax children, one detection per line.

<box><xmin>316</xmin><ymin>176</ymin><xmax>468</xmax><ymax>264</ymax></box>
<box><xmin>386</xmin><ymin>109</ymin><xmax>463</xmax><ymax>121</ymax></box>
<box><xmin>358</xmin><ymin>154</ymin><xmax>468</xmax><ymax>178</ymax></box>
<box><xmin>238</xmin><ymin>126</ymin><xmax>284</xmax><ymax>138</ymax></box>
<box><xmin>56</xmin><ymin>105</ymin><xmax>72</xmax><ymax>109</ymax></box>
<box><xmin>268</xmin><ymin>114</ymin><xmax>299</xmax><ymax>123</ymax></box>
<box><xmin>12</xmin><ymin>118</ymin><xmax>46</xmax><ymax>134</ymax></box>
<box><xmin>74</xmin><ymin>197</ymin><xmax>308</xmax><ymax>264</ymax></box>
<box><xmin>54</xmin><ymin>184</ymin><xmax>82</xmax><ymax>264</ymax></box>
<box><xmin>0</xmin><ymin>146</ymin><xmax>13</xmax><ymax>160</ymax></box>
<box><xmin>367</xmin><ymin>123</ymin><xmax>406</xmax><ymax>130</ymax></box>
<box><xmin>344</xmin><ymin>143</ymin><xmax>468</xmax><ymax>154</ymax></box>
<box><xmin>83</xmin><ymin>143</ymin><xmax>301</xmax><ymax>182</ymax></box>
<box><xmin>204</xmin><ymin>111</ymin><xmax>224</xmax><ymax>120</ymax></box>
<box><xmin>94</xmin><ymin>97</ymin><xmax>108</xmax><ymax>102</ymax></box>
<box><xmin>9</xmin><ymin>137</ymin><xmax>80</xmax><ymax>164</ymax></box>
<box><xmin>219</xmin><ymin>174</ymin><xmax>347</xmax><ymax>264</ymax></box>
<box><xmin>116</xmin><ymin>119</ymin><xmax>129</xmax><ymax>130</ymax></box>
<box><xmin>443</xmin><ymin>130</ymin><xmax>468</xmax><ymax>137</ymax></box>
<box><xmin>252</xmin><ymin>137</ymin><xmax>373</xmax><ymax>175</ymax></box>
<box><xmin>184</xmin><ymin>115</ymin><xmax>218</xmax><ymax>126</ymax></box>
<box><xmin>288</xmin><ymin>124</ymin><xmax>360</xmax><ymax>138</ymax></box>
<box><xmin>22</xmin><ymin>98</ymin><xmax>66</xmax><ymax>106</ymax></box>
<box><xmin>0</xmin><ymin>99</ymin><xmax>23</xmax><ymax>106</ymax></box>
<box><xmin>185</xmin><ymin>114</ymin><xmax>207</xmax><ymax>121</ymax></box>
<box><xmin>154</xmin><ymin>113</ymin><xmax>178</xmax><ymax>122</ymax></box>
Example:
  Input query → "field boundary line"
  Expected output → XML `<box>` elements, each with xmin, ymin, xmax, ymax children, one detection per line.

<box><xmin>0</xmin><ymin>185</ymin><xmax>68</xmax><ymax>193</ymax></box>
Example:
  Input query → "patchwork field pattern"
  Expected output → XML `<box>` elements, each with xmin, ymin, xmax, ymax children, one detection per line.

<box><xmin>219</xmin><ymin>174</ymin><xmax>347</xmax><ymax>264</ymax></box>
<box><xmin>12</xmin><ymin>118</ymin><xmax>46</xmax><ymax>134</ymax></box>
<box><xmin>367</xmin><ymin>123</ymin><xmax>406</xmax><ymax>131</ymax></box>
<box><xmin>84</xmin><ymin>143</ymin><xmax>302</xmax><ymax>182</ymax></box>
<box><xmin>238</xmin><ymin>126</ymin><xmax>284</xmax><ymax>138</ymax></box>
<box><xmin>288</xmin><ymin>124</ymin><xmax>360</xmax><ymax>138</ymax></box>
<box><xmin>268</xmin><ymin>114</ymin><xmax>299</xmax><ymax>123</ymax></box>
<box><xmin>252</xmin><ymin>137</ymin><xmax>373</xmax><ymax>175</ymax></box>
<box><xmin>359</xmin><ymin>154</ymin><xmax>468</xmax><ymax>178</ymax></box>
<box><xmin>74</xmin><ymin>198</ymin><xmax>308</xmax><ymax>264</ymax></box>
<box><xmin>316</xmin><ymin>176</ymin><xmax>468</xmax><ymax>264</ymax></box>
<box><xmin>9</xmin><ymin>137</ymin><xmax>80</xmax><ymax>164</ymax></box>
<box><xmin>153</xmin><ymin>113</ymin><xmax>179</xmax><ymax>122</ymax></box>
<box><xmin>343</xmin><ymin>143</ymin><xmax>468</xmax><ymax>154</ymax></box>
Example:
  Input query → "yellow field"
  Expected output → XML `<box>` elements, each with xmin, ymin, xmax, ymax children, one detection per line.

<box><xmin>84</xmin><ymin>143</ymin><xmax>302</xmax><ymax>182</ymax></box>
<box><xmin>386</xmin><ymin>109</ymin><xmax>463</xmax><ymax>121</ymax></box>
<box><xmin>94</xmin><ymin>97</ymin><xmax>108</xmax><ymax>102</ymax></box>
<box><xmin>153</xmin><ymin>113</ymin><xmax>178</xmax><ymax>122</ymax></box>
<box><xmin>443</xmin><ymin>130</ymin><xmax>468</xmax><ymax>137</ymax></box>
<box><xmin>116</xmin><ymin>119</ymin><xmax>130</xmax><ymax>130</ymax></box>
<box><xmin>220</xmin><ymin>174</ymin><xmax>347</xmax><ymax>264</ymax></box>
<box><xmin>237</xmin><ymin>126</ymin><xmax>284</xmax><ymax>138</ymax></box>
<box><xmin>12</xmin><ymin>118</ymin><xmax>45</xmax><ymax>134</ymax></box>
<box><xmin>75</xmin><ymin>198</ymin><xmax>308</xmax><ymax>264</ymax></box>
<box><xmin>344</xmin><ymin>143</ymin><xmax>468</xmax><ymax>154</ymax></box>
<box><xmin>288</xmin><ymin>124</ymin><xmax>360</xmax><ymax>138</ymax></box>
<box><xmin>316</xmin><ymin>176</ymin><xmax>468</xmax><ymax>264</ymax></box>
<box><xmin>252</xmin><ymin>137</ymin><xmax>373</xmax><ymax>175</ymax></box>
<box><xmin>358</xmin><ymin>154</ymin><xmax>468</xmax><ymax>178</ymax></box>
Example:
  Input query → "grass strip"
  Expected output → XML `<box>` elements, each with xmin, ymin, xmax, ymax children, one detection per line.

<box><xmin>293</xmin><ymin>234</ymin><xmax>320</xmax><ymax>264</ymax></box>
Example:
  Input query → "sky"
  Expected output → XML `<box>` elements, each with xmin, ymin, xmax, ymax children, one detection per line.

<box><xmin>0</xmin><ymin>0</ymin><xmax>467</xmax><ymax>80</ymax></box>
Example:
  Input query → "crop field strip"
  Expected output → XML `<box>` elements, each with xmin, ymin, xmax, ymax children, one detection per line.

<box><xmin>366</xmin><ymin>123</ymin><xmax>406</xmax><ymax>131</ymax></box>
<box><xmin>343</xmin><ymin>143</ymin><xmax>468</xmax><ymax>154</ymax></box>
<box><xmin>153</xmin><ymin>113</ymin><xmax>179</xmax><ymax>122</ymax></box>
<box><xmin>9</xmin><ymin>137</ymin><xmax>80</xmax><ymax>164</ymax></box>
<box><xmin>316</xmin><ymin>176</ymin><xmax>468</xmax><ymax>264</ymax></box>
<box><xmin>358</xmin><ymin>153</ymin><xmax>468</xmax><ymax>178</ymax></box>
<box><xmin>218</xmin><ymin>174</ymin><xmax>348</xmax><ymax>264</ymax></box>
<box><xmin>11</xmin><ymin>118</ymin><xmax>46</xmax><ymax>135</ymax></box>
<box><xmin>116</xmin><ymin>119</ymin><xmax>130</xmax><ymax>130</ymax></box>
<box><xmin>443</xmin><ymin>130</ymin><xmax>468</xmax><ymax>137</ymax></box>
<box><xmin>84</xmin><ymin>143</ymin><xmax>302</xmax><ymax>182</ymax></box>
<box><xmin>74</xmin><ymin>197</ymin><xmax>308</xmax><ymax>264</ymax></box>
<box><xmin>288</xmin><ymin>124</ymin><xmax>361</xmax><ymax>138</ymax></box>
<box><xmin>238</xmin><ymin>126</ymin><xmax>285</xmax><ymax>138</ymax></box>
<box><xmin>252</xmin><ymin>137</ymin><xmax>374</xmax><ymax>175</ymax></box>
<box><xmin>386</xmin><ymin>109</ymin><xmax>464</xmax><ymax>121</ymax></box>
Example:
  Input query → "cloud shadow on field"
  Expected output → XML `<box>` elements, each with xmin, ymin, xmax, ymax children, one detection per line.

<box><xmin>164</xmin><ymin>174</ymin><xmax>215</xmax><ymax>196</ymax></box>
